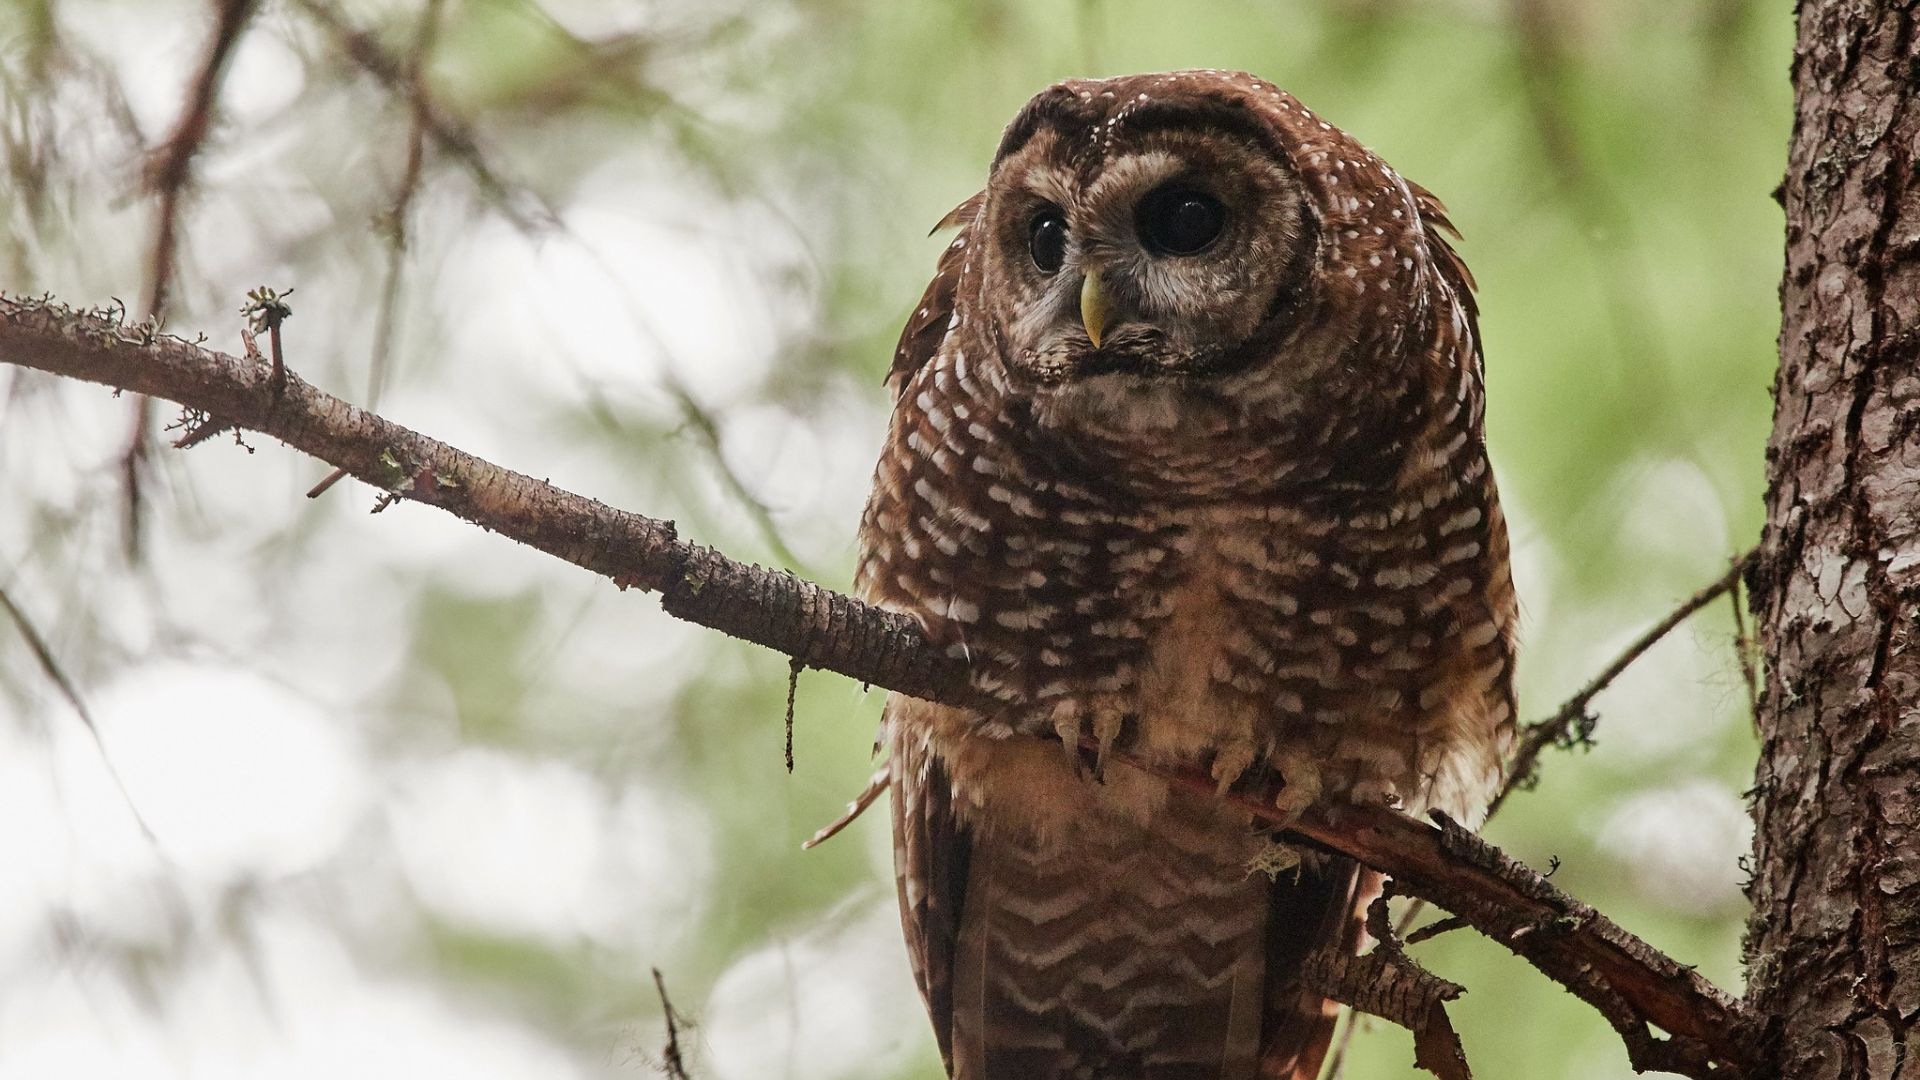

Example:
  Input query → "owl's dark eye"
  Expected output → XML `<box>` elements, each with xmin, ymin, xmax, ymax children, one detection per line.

<box><xmin>1137</xmin><ymin>187</ymin><xmax>1225</xmax><ymax>256</ymax></box>
<box><xmin>1028</xmin><ymin>209</ymin><xmax>1068</xmax><ymax>274</ymax></box>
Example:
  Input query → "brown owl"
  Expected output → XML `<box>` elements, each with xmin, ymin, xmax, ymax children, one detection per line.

<box><xmin>855</xmin><ymin>70</ymin><xmax>1516</xmax><ymax>1080</ymax></box>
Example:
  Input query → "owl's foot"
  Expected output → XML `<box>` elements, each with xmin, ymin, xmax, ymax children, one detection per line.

<box><xmin>1269</xmin><ymin>751</ymin><xmax>1324</xmax><ymax>827</ymax></box>
<box><xmin>1049</xmin><ymin>695</ymin><xmax>1129</xmax><ymax>782</ymax></box>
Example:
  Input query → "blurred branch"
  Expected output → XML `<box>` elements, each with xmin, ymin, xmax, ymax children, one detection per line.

<box><xmin>1506</xmin><ymin>0</ymin><xmax>1671</xmax><ymax>384</ymax></box>
<box><xmin>0</xmin><ymin>292</ymin><xmax>1759</xmax><ymax>1079</ymax></box>
<box><xmin>0</xmin><ymin>581</ymin><xmax>157</xmax><ymax>842</ymax></box>
<box><xmin>144</xmin><ymin>0</ymin><xmax>258</xmax><ymax>320</ymax></box>
<box><xmin>289</xmin><ymin>0</ymin><xmax>553</xmax><ymax>230</ymax></box>
<box><xmin>125</xmin><ymin>0</ymin><xmax>261</xmax><ymax>563</ymax></box>
<box><xmin>366</xmin><ymin>0</ymin><xmax>445</xmax><ymax>409</ymax></box>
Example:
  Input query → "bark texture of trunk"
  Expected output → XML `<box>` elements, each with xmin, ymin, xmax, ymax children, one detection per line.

<box><xmin>1748</xmin><ymin>1</ymin><xmax>1920</xmax><ymax>1076</ymax></box>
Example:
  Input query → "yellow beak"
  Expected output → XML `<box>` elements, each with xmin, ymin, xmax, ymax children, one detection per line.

<box><xmin>1079</xmin><ymin>273</ymin><xmax>1110</xmax><ymax>349</ymax></box>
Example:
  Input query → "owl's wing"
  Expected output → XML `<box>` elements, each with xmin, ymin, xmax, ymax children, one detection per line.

<box><xmin>888</xmin><ymin>710</ymin><xmax>973</xmax><ymax>1072</ymax></box>
<box><xmin>887</xmin><ymin>191</ymin><xmax>986</xmax><ymax>398</ymax></box>
<box><xmin>1406</xmin><ymin>180</ymin><xmax>1482</xmax><ymax>344</ymax></box>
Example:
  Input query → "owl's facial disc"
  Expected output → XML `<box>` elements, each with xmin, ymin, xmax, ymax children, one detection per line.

<box><xmin>979</xmin><ymin>95</ymin><xmax>1313</xmax><ymax>395</ymax></box>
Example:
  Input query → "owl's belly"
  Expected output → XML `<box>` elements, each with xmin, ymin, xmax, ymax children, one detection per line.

<box><xmin>879</xmin><ymin>492</ymin><xmax>1511</xmax><ymax>834</ymax></box>
<box><xmin>1122</xmin><ymin>514</ymin><xmax>1502</xmax><ymax>820</ymax></box>
<box><xmin>1131</xmin><ymin>553</ymin><xmax>1272</xmax><ymax>788</ymax></box>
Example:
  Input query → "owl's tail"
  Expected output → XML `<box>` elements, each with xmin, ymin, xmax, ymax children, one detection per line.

<box><xmin>1257</xmin><ymin>859</ymin><xmax>1379</xmax><ymax>1080</ymax></box>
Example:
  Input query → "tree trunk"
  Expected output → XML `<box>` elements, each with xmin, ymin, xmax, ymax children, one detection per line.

<box><xmin>1747</xmin><ymin>1</ymin><xmax>1920</xmax><ymax>1075</ymax></box>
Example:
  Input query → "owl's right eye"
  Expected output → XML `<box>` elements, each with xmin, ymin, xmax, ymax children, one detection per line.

<box><xmin>1028</xmin><ymin>209</ymin><xmax>1068</xmax><ymax>274</ymax></box>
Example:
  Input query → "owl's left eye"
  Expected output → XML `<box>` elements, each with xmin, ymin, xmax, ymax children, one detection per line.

<box><xmin>1028</xmin><ymin>209</ymin><xmax>1068</xmax><ymax>274</ymax></box>
<box><xmin>1137</xmin><ymin>187</ymin><xmax>1226</xmax><ymax>256</ymax></box>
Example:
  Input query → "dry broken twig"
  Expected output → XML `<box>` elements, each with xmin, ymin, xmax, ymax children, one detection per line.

<box><xmin>1305</xmin><ymin>890</ymin><xmax>1470</xmax><ymax>1080</ymax></box>
<box><xmin>0</xmin><ymin>292</ymin><xmax>1759</xmax><ymax>1078</ymax></box>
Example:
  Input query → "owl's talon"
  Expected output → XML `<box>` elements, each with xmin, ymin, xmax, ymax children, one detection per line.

<box><xmin>1091</xmin><ymin>703</ymin><xmax>1126</xmax><ymax>784</ymax></box>
<box><xmin>1048</xmin><ymin>697</ymin><xmax>1130</xmax><ymax>784</ymax></box>
<box><xmin>1211</xmin><ymin>742</ymin><xmax>1257</xmax><ymax>795</ymax></box>
<box><xmin>1050</xmin><ymin>700</ymin><xmax>1088</xmax><ymax>777</ymax></box>
<box><xmin>1269</xmin><ymin>752</ymin><xmax>1324</xmax><ymax>827</ymax></box>
<box><xmin>1061</xmin><ymin>739</ymin><xmax>1087</xmax><ymax>778</ymax></box>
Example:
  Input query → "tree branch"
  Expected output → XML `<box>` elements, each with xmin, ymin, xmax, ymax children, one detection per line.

<box><xmin>1491</xmin><ymin>550</ymin><xmax>1755</xmax><ymax>816</ymax></box>
<box><xmin>0</xmin><ymin>291</ymin><xmax>1760</xmax><ymax>1078</ymax></box>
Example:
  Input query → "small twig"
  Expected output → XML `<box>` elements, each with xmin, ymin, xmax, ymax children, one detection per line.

<box><xmin>241</xmin><ymin>285</ymin><xmax>292</xmax><ymax>394</ymax></box>
<box><xmin>665</xmin><ymin>374</ymin><xmax>809</xmax><ymax>573</ymax></box>
<box><xmin>1406</xmin><ymin>915</ymin><xmax>1472</xmax><ymax>946</ymax></box>
<box><xmin>165</xmin><ymin>405</ymin><xmax>237</xmax><ymax>450</ymax></box>
<box><xmin>1491</xmin><ymin>549</ymin><xmax>1756</xmax><ymax>815</ymax></box>
<box><xmin>305</xmin><ymin>466</ymin><xmax>350</xmax><ymax>499</ymax></box>
<box><xmin>784</xmin><ymin>656</ymin><xmax>802</xmax><ymax>773</ymax></box>
<box><xmin>801</xmin><ymin>766</ymin><xmax>889</xmax><ymax>850</ymax></box>
<box><xmin>650</xmin><ymin>967</ymin><xmax>692</xmax><ymax>1080</ymax></box>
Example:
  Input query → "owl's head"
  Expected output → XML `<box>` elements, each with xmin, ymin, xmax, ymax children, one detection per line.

<box><xmin>962</xmin><ymin>71</ymin><xmax>1446</xmax><ymax>444</ymax></box>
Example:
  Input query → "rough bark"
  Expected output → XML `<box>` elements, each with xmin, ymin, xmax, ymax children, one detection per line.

<box><xmin>1746</xmin><ymin>1</ymin><xmax>1920</xmax><ymax>1075</ymax></box>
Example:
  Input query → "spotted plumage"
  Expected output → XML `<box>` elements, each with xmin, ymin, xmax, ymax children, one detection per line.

<box><xmin>857</xmin><ymin>70</ymin><xmax>1516</xmax><ymax>1080</ymax></box>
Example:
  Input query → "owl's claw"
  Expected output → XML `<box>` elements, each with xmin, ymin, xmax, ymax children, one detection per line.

<box><xmin>1050</xmin><ymin>696</ymin><xmax>1129</xmax><ymax>784</ymax></box>
<box><xmin>1211</xmin><ymin>742</ymin><xmax>1257</xmax><ymax>795</ymax></box>
<box><xmin>1091</xmin><ymin>705</ymin><xmax>1125</xmax><ymax>783</ymax></box>
<box><xmin>1269</xmin><ymin>751</ymin><xmax>1324</xmax><ymax>827</ymax></box>
<box><xmin>1050</xmin><ymin>700</ymin><xmax>1088</xmax><ymax>778</ymax></box>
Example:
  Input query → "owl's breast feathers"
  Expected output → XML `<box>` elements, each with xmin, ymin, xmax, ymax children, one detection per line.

<box><xmin>859</xmin><ymin>70</ymin><xmax>1515</xmax><ymax>1080</ymax></box>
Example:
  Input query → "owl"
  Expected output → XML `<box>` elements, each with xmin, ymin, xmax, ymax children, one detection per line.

<box><xmin>855</xmin><ymin>70</ymin><xmax>1516</xmax><ymax>1080</ymax></box>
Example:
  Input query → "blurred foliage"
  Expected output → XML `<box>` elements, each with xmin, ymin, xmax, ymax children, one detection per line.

<box><xmin>0</xmin><ymin>1</ymin><xmax>1788</xmax><ymax>1078</ymax></box>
